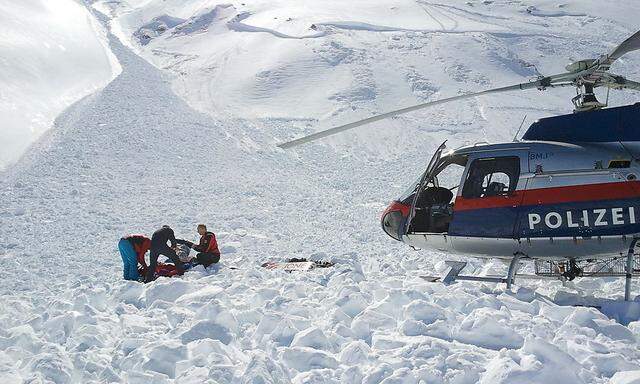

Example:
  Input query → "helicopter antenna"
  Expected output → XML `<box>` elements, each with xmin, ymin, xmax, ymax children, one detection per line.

<box><xmin>279</xmin><ymin>29</ymin><xmax>640</xmax><ymax>149</ymax></box>
<box><xmin>513</xmin><ymin>115</ymin><xmax>527</xmax><ymax>142</ymax></box>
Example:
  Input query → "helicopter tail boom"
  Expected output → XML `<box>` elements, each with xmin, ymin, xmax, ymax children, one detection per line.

<box><xmin>277</xmin><ymin>79</ymin><xmax>571</xmax><ymax>149</ymax></box>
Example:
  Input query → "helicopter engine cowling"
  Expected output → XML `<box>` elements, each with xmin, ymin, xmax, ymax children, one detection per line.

<box><xmin>381</xmin><ymin>200</ymin><xmax>410</xmax><ymax>241</ymax></box>
<box><xmin>565</xmin><ymin>59</ymin><xmax>596</xmax><ymax>72</ymax></box>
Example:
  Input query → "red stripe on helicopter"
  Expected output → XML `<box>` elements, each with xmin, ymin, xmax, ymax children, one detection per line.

<box><xmin>454</xmin><ymin>181</ymin><xmax>640</xmax><ymax>211</ymax></box>
<box><xmin>383</xmin><ymin>200</ymin><xmax>411</xmax><ymax>217</ymax></box>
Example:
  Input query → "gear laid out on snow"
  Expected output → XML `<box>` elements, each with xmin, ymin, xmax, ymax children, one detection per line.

<box><xmin>261</xmin><ymin>258</ymin><xmax>335</xmax><ymax>272</ymax></box>
<box><xmin>136</xmin><ymin>244</ymin><xmax>197</xmax><ymax>282</ymax></box>
<box><xmin>176</xmin><ymin>243</ymin><xmax>192</xmax><ymax>262</ymax></box>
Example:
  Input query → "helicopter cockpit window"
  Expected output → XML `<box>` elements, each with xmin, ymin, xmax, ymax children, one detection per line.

<box><xmin>403</xmin><ymin>156</ymin><xmax>466</xmax><ymax>206</ymax></box>
<box><xmin>434</xmin><ymin>161</ymin><xmax>465</xmax><ymax>195</ymax></box>
<box><xmin>462</xmin><ymin>156</ymin><xmax>520</xmax><ymax>199</ymax></box>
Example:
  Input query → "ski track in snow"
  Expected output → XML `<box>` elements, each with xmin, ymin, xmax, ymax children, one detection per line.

<box><xmin>228</xmin><ymin>12</ymin><xmax>327</xmax><ymax>40</ymax></box>
<box><xmin>1</xmin><ymin>1</ymin><xmax>640</xmax><ymax>383</ymax></box>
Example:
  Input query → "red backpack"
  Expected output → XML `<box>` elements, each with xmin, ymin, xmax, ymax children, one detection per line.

<box><xmin>137</xmin><ymin>254</ymin><xmax>181</xmax><ymax>278</ymax></box>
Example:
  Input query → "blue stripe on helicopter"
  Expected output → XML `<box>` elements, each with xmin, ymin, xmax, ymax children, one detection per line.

<box><xmin>522</xmin><ymin>103</ymin><xmax>640</xmax><ymax>143</ymax></box>
<box><xmin>449</xmin><ymin>197</ymin><xmax>640</xmax><ymax>238</ymax></box>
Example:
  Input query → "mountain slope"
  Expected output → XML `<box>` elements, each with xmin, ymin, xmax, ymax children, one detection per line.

<box><xmin>0</xmin><ymin>1</ymin><xmax>639</xmax><ymax>383</ymax></box>
<box><xmin>0</xmin><ymin>0</ymin><xmax>120</xmax><ymax>170</ymax></box>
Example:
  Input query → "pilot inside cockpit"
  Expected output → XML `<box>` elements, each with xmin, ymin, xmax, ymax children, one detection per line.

<box><xmin>411</xmin><ymin>185</ymin><xmax>454</xmax><ymax>233</ymax></box>
<box><xmin>402</xmin><ymin>152</ymin><xmax>467</xmax><ymax>234</ymax></box>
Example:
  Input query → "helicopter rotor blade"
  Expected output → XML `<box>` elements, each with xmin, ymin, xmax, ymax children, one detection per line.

<box><xmin>278</xmin><ymin>76</ymin><xmax>574</xmax><ymax>149</ymax></box>
<box><xmin>608</xmin><ymin>30</ymin><xmax>640</xmax><ymax>62</ymax></box>
<box><xmin>277</xmin><ymin>31</ymin><xmax>640</xmax><ymax>150</ymax></box>
<box><xmin>602</xmin><ymin>75</ymin><xmax>640</xmax><ymax>91</ymax></box>
<box><xmin>593</xmin><ymin>30</ymin><xmax>640</xmax><ymax>69</ymax></box>
<box><xmin>621</xmin><ymin>78</ymin><xmax>640</xmax><ymax>91</ymax></box>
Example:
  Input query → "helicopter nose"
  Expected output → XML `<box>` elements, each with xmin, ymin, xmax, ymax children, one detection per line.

<box><xmin>381</xmin><ymin>201</ymin><xmax>410</xmax><ymax>241</ymax></box>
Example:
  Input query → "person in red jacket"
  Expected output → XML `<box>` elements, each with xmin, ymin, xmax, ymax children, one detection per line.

<box><xmin>178</xmin><ymin>224</ymin><xmax>220</xmax><ymax>267</ymax></box>
<box><xmin>118</xmin><ymin>234</ymin><xmax>151</xmax><ymax>281</ymax></box>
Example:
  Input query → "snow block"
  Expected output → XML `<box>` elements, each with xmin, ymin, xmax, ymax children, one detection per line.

<box><xmin>338</xmin><ymin>340</ymin><xmax>371</xmax><ymax>365</ymax></box>
<box><xmin>599</xmin><ymin>302</ymin><xmax>640</xmax><ymax>326</ymax></box>
<box><xmin>290</xmin><ymin>327</ymin><xmax>331</xmax><ymax>350</ymax></box>
<box><xmin>455</xmin><ymin>309</ymin><xmax>524</xmax><ymax>350</ymax></box>
<box><xmin>143</xmin><ymin>279</ymin><xmax>191</xmax><ymax>306</ymax></box>
<box><xmin>335</xmin><ymin>292</ymin><xmax>369</xmax><ymax>318</ymax></box>
<box><xmin>175</xmin><ymin>285</ymin><xmax>225</xmax><ymax>308</ymax></box>
<box><xmin>351</xmin><ymin>309</ymin><xmax>396</xmax><ymax>344</ymax></box>
<box><xmin>269</xmin><ymin>318</ymin><xmax>298</xmax><ymax>346</ymax></box>
<box><xmin>28</xmin><ymin>352</ymin><xmax>74</xmax><ymax>384</ymax></box>
<box><xmin>141</xmin><ymin>342</ymin><xmax>188</xmax><ymax>379</ymax></box>
<box><xmin>281</xmin><ymin>347</ymin><xmax>338</xmax><ymax>372</ymax></box>
<box><xmin>0</xmin><ymin>325</ymin><xmax>42</xmax><ymax>353</ymax></box>
<box><xmin>291</xmin><ymin>369</ymin><xmax>340</xmax><ymax>384</ymax></box>
<box><xmin>240</xmin><ymin>352</ymin><xmax>291</xmax><ymax>384</ymax></box>
<box><xmin>566</xmin><ymin>306</ymin><xmax>635</xmax><ymax>341</ymax></box>
<box><xmin>194</xmin><ymin>301</ymin><xmax>239</xmax><ymax>333</ymax></box>
<box><xmin>610</xmin><ymin>370</ymin><xmax>640</xmax><ymax>384</ymax></box>
<box><xmin>180</xmin><ymin>320</ymin><xmax>233</xmax><ymax>345</ymax></box>
<box><xmin>480</xmin><ymin>337</ymin><xmax>590</xmax><ymax>384</ymax></box>
<box><xmin>403</xmin><ymin>300</ymin><xmax>446</xmax><ymax>325</ymax></box>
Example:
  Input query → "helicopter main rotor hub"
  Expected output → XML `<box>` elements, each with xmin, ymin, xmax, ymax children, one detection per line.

<box><xmin>572</xmin><ymin>81</ymin><xmax>607</xmax><ymax>112</ymax></box>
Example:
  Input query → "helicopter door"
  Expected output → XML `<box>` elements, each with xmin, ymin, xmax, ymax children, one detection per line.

<box><xmin>449</xmin><ymin>154</ymin><xmax>525</xmax><ymax>239</ymax></box>
<box><xmin>405</xmin><ymin>141</ymin><xmax>447</xmax><ymax>234</ymax></box>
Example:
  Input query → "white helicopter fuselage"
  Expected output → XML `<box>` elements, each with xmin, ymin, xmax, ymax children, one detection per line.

<box><xmin>382</xmin><ymin>104</ymin><xmax>640</xmax><ymax>261</ymax></box>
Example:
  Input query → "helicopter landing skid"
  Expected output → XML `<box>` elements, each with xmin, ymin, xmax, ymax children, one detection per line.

<box><xmin>534</xmin><ymin>237</ymin><xmax>639</xmax><ymax>301</ymax></box>
<box><xmin>422</xmin><ymin>253</ymin><xmax>526</xmax><ymax>290</ymax></box>
<box><xmin>421</xmin><ymin>240</ymin><xmax>639</xmax><ymax>301</ymax></box>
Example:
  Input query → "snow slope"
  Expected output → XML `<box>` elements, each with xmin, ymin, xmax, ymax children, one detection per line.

<box><xmin>1</xmin><ymin>0</ymin><xmax>640</xmax><ymax>383</ymax></box>
<box><xmin>103</xmin><ymin>0</ymin><xmax>640</xmax><ymax>150</ymax></box>
<box><xmin>0</xmin><ymin>0</ymin><xmax>121</xmax><ymax>170</ymax></box>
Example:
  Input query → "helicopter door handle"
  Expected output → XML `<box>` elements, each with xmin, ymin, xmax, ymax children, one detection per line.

<box><xmin>520</xmin><ymin>172</ymin><xmax>536</xmax><ymax>179</ymax></box>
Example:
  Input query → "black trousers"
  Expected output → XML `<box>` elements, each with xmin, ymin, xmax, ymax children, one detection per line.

<box><xmin>145</xmin><ymin>244</ymin><xmax>184</xmax><ymax>282</ymax></box>
<box><xmin>196</xmin><ymin>252</ymin><xmax>220</xmax><ymax>267</ymax></box>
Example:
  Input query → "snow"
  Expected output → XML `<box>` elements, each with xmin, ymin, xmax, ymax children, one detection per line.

<box><xmin>1</xmin><ymin>0</ymin><xmax>640</xmax><ymax>382</ymax></box>
<box><xmin>0</xmin><ymin>0</ymin><xmax>120</xmax><ymax>170</ymax></box>
<box><xmin>481</xmin><ymin>337</ymin><xmax>588</xmax><ymax>383</ymax></box>
<box><xmin>611</xmin><ymin>371</ymin><xmax>640</xmax><ymax>384</ymax></box>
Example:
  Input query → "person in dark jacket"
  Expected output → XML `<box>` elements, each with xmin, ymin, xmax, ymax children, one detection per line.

<box><xmin>178</xmin><ymin>224</ymin><xmax>220</xmax><ymax>267</ymax></box>
<box><xmin>145</xmin><ymin>225</ymin><xmax>184</xmax><ymax>283</ymax></box>
<box><xmin>118</xmin><ymin>234</ymin><xmax>151</xmax><ymax>281</ymax></box>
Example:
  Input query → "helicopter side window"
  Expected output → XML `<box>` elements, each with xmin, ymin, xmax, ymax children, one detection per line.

<box><xmin>462</xmin><ymin>156</ymin><xmax>520</xmax><ymax>199</ymax></box>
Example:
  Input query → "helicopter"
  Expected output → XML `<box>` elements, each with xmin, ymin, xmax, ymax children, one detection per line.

<box><xmin>279</xmin><ymin>30</ymin><xmax>640</xmax><ymax>299</ymax></box>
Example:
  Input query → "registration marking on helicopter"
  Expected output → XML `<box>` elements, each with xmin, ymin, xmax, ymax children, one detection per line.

<box><xmin>528</xmin><ymin>207</ymin><xmax>637</xmax><ymax>230</ymax></box>
<box><xmin>529</xmin><ymin>152</ymin><xmax>554</xmax><ymax>161</ymax></box>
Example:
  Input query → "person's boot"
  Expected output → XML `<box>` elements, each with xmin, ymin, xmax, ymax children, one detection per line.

<box><xmin>175</xmin><ymin>261</ymin><xmax>185</xmax><ymax>275</ymax></box>
<box><xmin>144</xmin><ymin>270</ymin><xmax>155</xmax><ymax>283</ymax></box>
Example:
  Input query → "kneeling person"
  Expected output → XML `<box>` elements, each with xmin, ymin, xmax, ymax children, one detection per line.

<box><xmin>145</xmin><ymin>225</ymin><xmax>184</xmax><ymax>283</ymax></box>
<box><xmin>180</xmin><ymin>224</ymin><xmax>220</xmax><ymax>267</ymax></box>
